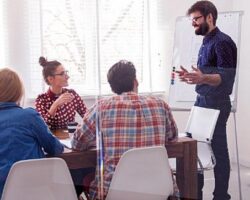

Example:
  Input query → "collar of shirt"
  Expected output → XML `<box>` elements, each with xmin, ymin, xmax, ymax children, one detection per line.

<box><xmin>120</xmin><ymin>91</ymin><xmax>138</xmax><ymax>97</ymax></box>
<box><xmin>47</xmin><ymin>88</ymin><xmax>67</xmax><ymax>99</ymax></box>
<box><xmin>109</xmin><ymin>91</ymin><xmax>140</xmax><ymax>103</ymax></box>
<box><xmin>0</xmin><ymin>102</ymin><xmax>20</xmax><ymax>110</ymax></box>
<box><xmin>203</xmin><ymin>27</ymin><xmax>219</xmax><ymax>44</ymax></box>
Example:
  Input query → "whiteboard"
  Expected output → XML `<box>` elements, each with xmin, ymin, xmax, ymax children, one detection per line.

<box><xmin>168</xmin><ymin>11</ymin><xmax>243</xmax><ymax>112</ymax></box>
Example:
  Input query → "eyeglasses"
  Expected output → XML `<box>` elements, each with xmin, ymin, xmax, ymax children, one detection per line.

<box><xmin>190</xmin><ymin>15</ymin><xmax>203</xmax><ymax>23</ymax></box>
<box><xmin>53</xmin><ymin>70</ymin><xmax>69</xmax><ymax>76</ymax></box>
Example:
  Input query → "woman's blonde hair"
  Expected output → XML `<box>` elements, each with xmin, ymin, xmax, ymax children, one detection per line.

<box><xmin>0</xmin><ymin>68</ymin><xmax>24</xmax><ymax>103</ymax></box>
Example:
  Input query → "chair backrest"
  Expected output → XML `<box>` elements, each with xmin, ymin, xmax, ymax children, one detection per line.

<box><xmin>1</xmin><ymin>158</ymin><xmax>78</xmax><ymax>200</ymax></box>
<box><xmin>106</xmin><ymin>146</ymin><xmax>173</xmax><ymax>200</ymax></box>
<box><xmin>169</xmin><ymin>106</ymin><xmax>220</xmax><ymax>171</ymax></box>
<box><xmin>185</xmin><ymin>106</ymin><xmax>220</xmax><ymax>170</ymax></box>
<box><xmin>185</xmin><ymin>106</ymin><xmax>220</xmax><ymax>142</ymax></box>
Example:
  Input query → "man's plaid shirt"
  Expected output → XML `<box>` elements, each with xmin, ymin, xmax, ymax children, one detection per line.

<box><xmin>72</xmin><ymin>92</ymin><xmax>178</xmax><ymax>199</ymax></box>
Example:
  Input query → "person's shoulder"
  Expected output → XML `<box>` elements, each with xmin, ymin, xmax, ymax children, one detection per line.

<box><xmin>221</xmin><ymin>33</ymin><xmax>233</xmax><ymax>42</ymax></box>
<box><xmin>36</xmin><ymin>92</ymin><xmax>48</xmax><ymax>100</ymax></box>
<box><xmin>213</xmin><ymin>31</ymin><xmax>236</xmax><ymax>53</ymax></box>
<box><xmin>95</xmin><ymin>95</ymin><xmax>119</xmax><ymax>109</ymax></box>
<box><xmin>144</xmin><ymin>94</ymin><xmax>164</xmax><ymax>102</ymax></box>
<box><xmin>22</xmin><ymin>107</ymin><xmax>40</xmax><ymax>116</ymax></box>
<box><xmin>15</xmin><ymin>107</ymin><xmax>41</xmax><ymax>122</ymax></box>
<box><xmin>98</xmin><ymin>96</ymin><xmax>112</xmax><ymax>105</ymax></box>
<box><xmin>65</xmin><ymin>88</ymin><xmax>79</xmax><ymax>96</ymax></box>
<box><xmin>217</xmin><ymin>29</ymin><xmax>236</xmax><ymax>44</ymax></box>
<box><xmin>142</xmin><ymin>95</ymin><xmax>169</xmax><ymax>106</ymax></box>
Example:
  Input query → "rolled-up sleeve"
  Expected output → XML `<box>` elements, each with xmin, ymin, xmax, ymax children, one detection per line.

<box><xmin>217</xmin><ymin>67</ymin><xmax>236</xmax><ymax>94</ymax></box>
<box><xmin>35</xmin><ymin>95</ymin><xmax>54</xmax><ymax>125</ymax></box>
<box><xmin>71</xmin><ymin>106</ymin><xmax>96</xmax><ymax>151</ymax></box>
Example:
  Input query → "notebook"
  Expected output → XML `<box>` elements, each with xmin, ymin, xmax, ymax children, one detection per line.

<box><xmin>59</xmin><ymin>139</ymin><xmax>72</xmax><ymax>149</ymax></box>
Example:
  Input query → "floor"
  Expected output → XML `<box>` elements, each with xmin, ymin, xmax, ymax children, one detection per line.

<box><xmin>203</xmin><ymin>163</ymin><xmax>250</xmax><ymax>200</ymax></box>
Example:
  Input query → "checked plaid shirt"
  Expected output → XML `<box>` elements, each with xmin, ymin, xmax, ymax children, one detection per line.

<box><xmin>72</xmin><ymin>92</ymin><xmax>178</xmax><ymax>199</ymax></box>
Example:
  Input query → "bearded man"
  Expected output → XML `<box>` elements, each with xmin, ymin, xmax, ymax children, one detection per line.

<box><xmin>177</xmin><ymin>1</ymin><xmax>237</xmax><ymax>200</ymax></box>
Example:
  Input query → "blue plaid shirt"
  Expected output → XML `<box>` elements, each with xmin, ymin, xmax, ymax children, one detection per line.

<box><xmin>196</xmin><ymin>27</ymin><xmax>237</xmax><ymax>97</ymax></box>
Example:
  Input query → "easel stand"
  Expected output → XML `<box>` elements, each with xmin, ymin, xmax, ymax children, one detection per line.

<box><xmin>233</xmin><ymin>111</ymin><xmax>242</xmax><ymax>200</ymax></box>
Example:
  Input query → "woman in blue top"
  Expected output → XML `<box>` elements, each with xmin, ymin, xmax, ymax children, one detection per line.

<box><xmin>0</xmin><ymin>68</ymin><xmax>64</xmax><ymax>198</ymax></box>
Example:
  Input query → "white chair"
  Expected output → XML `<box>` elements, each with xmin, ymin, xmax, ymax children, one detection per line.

<box><xmin>170</xmin><ymin>106</ymin><xmax>220</xmax><ymax>171</ymax></box>
<box><xmin>106</xmin><ymin>146</ymin><xmax>173</xmax><ymax>200</ymax></box>
<box><xmin>1</xmin><ymin>158</ymin><xmax>78</xmax><ymax>200</ymax></box>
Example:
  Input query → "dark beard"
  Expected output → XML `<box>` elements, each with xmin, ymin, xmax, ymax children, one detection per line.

<box><xmin>195</xmin><ymin>22</ymin><xmax>209</xmax><ymax>36</ymax></box>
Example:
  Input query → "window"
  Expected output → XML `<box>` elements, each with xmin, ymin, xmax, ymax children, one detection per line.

<box><xmin>0</xmin><ymin>0</ymin><xmax>169</xmax><ymax>98</ymax></box>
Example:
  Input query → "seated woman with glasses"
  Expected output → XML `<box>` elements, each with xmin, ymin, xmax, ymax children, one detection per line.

<box><xmin>35</xmin><ymin>56</ymin><xmax>87</xmax><ymax>130</ymax></box>
<box><xmin>35</xmin><ymin>57</ymin><xmax>92</xmax><ymax>199</ymax></box>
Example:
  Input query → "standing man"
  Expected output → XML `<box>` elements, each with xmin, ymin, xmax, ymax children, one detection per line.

<box><xmin>72</xmin><ymin>60</ymin><xmax>178</xmax><ymax>200</ymax></box>
<box><xmin>177</xmin><ymin>1</ymin><xmax>237</xmax><ymax>200</ymax></box>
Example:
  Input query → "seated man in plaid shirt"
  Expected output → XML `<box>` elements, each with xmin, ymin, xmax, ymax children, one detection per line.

<box><xmin>72</xmin><ymin>60</ymin><xmax>178</xmax><ymax>200</ymax></box>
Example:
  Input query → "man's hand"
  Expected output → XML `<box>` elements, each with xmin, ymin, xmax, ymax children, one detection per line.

<box><xmin>176</xmin><ymin>65</ymin><xmax>221</xmax><ymax>86</ymax></box>
<box><xmin>176</xmin><ymin>66</ymin><xmax>190</xmax><ymax>83</ymax></box>
<box><xmin>55</xmin><ymin>92</ymin><xmax>74</xmax><ymax>107</ymax></box>
<box><xmin>184</xmin><ymin>66</ymin><xmax>205</xmax><ymax>84</ymax></box>
<box><xmin>48</xmin><ymin>92</ymin><xmax>74</xmax><ymax>116</ymax></box>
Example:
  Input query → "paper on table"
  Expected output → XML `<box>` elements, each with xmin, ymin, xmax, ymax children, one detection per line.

<box><xmin>178</xmin><ymin>133</ymin><xmax>188</xmax><ymax>137</ymax></box>
<box><xmin>59</xmin><ymin>139</ymin><xmax>72</xmax><ymax>149</ymax></box>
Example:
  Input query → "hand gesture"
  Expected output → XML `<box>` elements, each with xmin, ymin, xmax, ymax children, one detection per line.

<box><xmin>55</xmin><ymin>92</ymin><xmax>74</xmax><ymax>107</ymax></box>
<box><xmin>184</xmin><ymin>66</ymin><xmax>204</xmax><ymax>84</ymax></box>
<box><xmin>176</xmin><ymin>65</ymin><xmax>189</xmax><ymax>83</ymax></box>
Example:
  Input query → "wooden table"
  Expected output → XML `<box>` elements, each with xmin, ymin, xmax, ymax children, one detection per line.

<box><xmin>53</xmin><ymin>130</ymin><xmax>197</xmax><ymax>199</ymax></box>
<box><xmin>166</xmin><ymin>137</ymin><xmax>197</xmax><ymax>200</ymax></box>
